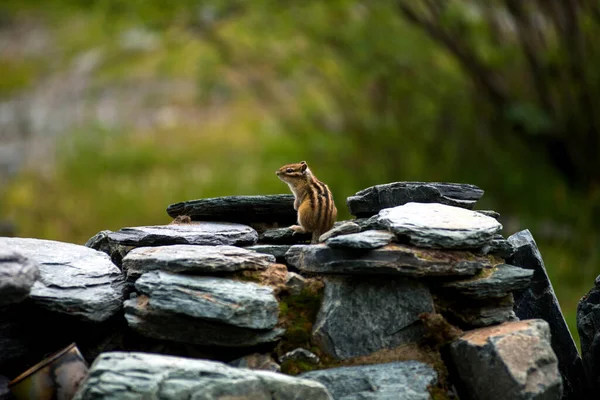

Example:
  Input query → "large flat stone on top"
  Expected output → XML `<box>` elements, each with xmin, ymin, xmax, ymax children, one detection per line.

<box><xmin>73</xmin><ymin>352</ymin><xmax>331</xmax><ymax>400</ymax></box>
<box><xmin>301</xmin><ymin>361</ymin><xmax>437</xmax><ymax>400</ymax></box>
<box><xmin>313</xmin><ymin>277</ymin><xmax>434</xmax><ymax>359</ymax></box>
<box><xmin>378</xmin><ymin>202</ymin><xmax>502</xmax><ymax>249</ymax></box>
<box><xmin>286</xmin><ymin>244</ymin><xmax>489</xmax><ymax>277</ymax></box>
<box><xmin>441</xmin><ymin>264</ymin><xmax>533</xmax><ymax>299</ymax></box>
<box><xmin>0</xmin><ymin>238</ymin><xmax>125</xmax><ymax>322</ymax></box>
<box><xmin>122</xmin><ymin>245</ymin><xmax>275</xmax><ymax>281</ymax></box>
<box><xmin>449</xmin><ymin>319</ymin><xmax>562</xmax><ymax>400</ymax></box>
<box><xmin>347</xmin><ymin>181</ymin><xmax>484</xmax><ymax>217</ymax></box>
<box><xmin>0</xmin><ymin>250</ymin><xmax>40</xmax><ymax>306</ymax></box>
<box><xmin>108</xmin><ymin>222</ymin><xmax>257</xmax><ymax>247</ymax></box>
<box><xmin>135</xmin><ymin>271</ymin><xmax>279</xmax><ymax>329</ymax></box>
<box><xmin>166</xmin><ymin>194</ymin><xmax>297</xmax><ymax>225</ymax></box>
<box><xmin>124</xmin><ymin>296</ymin><xmax>284</xmax><ymax>347</ymax></box>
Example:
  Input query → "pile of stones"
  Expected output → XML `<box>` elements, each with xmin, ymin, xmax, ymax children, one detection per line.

<box><xmin>0</xmin><ymin>182</ymin><xmax>588</xmax><ymax>399</ymax></box>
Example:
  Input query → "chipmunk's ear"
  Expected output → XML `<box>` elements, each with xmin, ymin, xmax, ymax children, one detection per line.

<box><xmin>300</xmin><ymin>161</ymin><xmax>307</xmax><ymax>172</ymax></box>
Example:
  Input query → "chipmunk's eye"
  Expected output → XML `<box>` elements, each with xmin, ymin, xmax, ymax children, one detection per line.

<box><xmin>286</xmin><ymin>168</ymin><xmax>293</xmax><ymax>173</ymax></box>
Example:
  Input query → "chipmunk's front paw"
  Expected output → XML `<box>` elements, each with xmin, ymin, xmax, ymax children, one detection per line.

<box><xmin>289</xmin><ymin>225</ymin><xmax>306</xmax><ymax>234</ymax></box>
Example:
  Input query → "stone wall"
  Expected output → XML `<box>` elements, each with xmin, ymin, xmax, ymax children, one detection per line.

<box><xmin>0</xmin><ymin>182</ymin><xmax>583</xmax><ymax>399</ymax></box>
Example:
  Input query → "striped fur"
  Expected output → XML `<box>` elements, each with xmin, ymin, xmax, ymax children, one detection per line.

<box><xmin>276</xmin><ymin>161</ymin><xmax>337</xmax><ymax>243</ymax></box>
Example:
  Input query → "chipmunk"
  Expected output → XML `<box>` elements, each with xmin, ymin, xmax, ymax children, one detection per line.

<box><xmin>276</xmin><ymin>161</ymin><xmax>337</xmax><ymax>243</ymax></box>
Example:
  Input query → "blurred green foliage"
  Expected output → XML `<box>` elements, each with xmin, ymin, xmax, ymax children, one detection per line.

<box><xmin>1</xmin><ymin>0</ymin><xmax>599</xmax><ymax>345</ymax></box>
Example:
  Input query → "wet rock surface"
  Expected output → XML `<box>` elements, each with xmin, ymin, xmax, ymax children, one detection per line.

<box><xmin>313</xmin><ymin>276</ymin><xmax>434</xmax><ymax>359</ymax></box>
<box><xmin>508</xmin><ymin>230</ymin><xmax>585</xmax><ymax>400</ymax></box>
<box><xmin>0</xmin><ymin>250</ymin><xmax>40</xmax><ymax>306</ymax></box>
<box><xmin>286</xmin><ymin>244</ymin><xmax>488</xmax><ymax>277</ymax></box>
<box><xmin>166</xmin><ymin>194</ymin><xmax>297</xmax><ymax>225</ymax></box>
<box><xmin>134</xmin><ymin>271</ymin><xmax>279</xmax><ymax>329</ymax></box>
<box><xmin>73</xmin><ymin>352</ymin><xmax>332</xmax><ymax>400</ymax></box>
<box><xmin>325</xmin><ymin>230</ymin><xmax>395</xmax><ymax>249</ymax></box>
<box><xmin>378</xmin><ymin>203</ymin><xmax>502</xmax><ymax>249</ymax></box>
<box><xmin>318</xmin><ymin>221</ymin><xmax>361</xmax><ymax>242</ymax></box>
<box><xmin>449</xmin><ymin>319</ymin><xmax>563</xmax><ymax>400</ymax></box>
<box><xmin>301</xmin><ymin>361</ymin><xmax>438</xmax><ymax>400</ymax></box>
<box><xmin>108</xmin><ymin>222</ymin><xmax>258</xmax><ymax>247</ymax></box>
<box><xmin>122</xmin><ymin>244</ymin><xmax>275</xmax><ymax>281</ymax></box>
<box><xmin>347</xmin><ymin>181</ymin><xmax>484</xmax><ymax>217</ymax></box>
<box><xmin>0</xmin><ymin>238</ymin><xmax>125</xmax><ymax>323</ymax></box>
<box><xmin>441</xmin><ymin>264</ymin><xmax>533</xmax><ymax>299</ymax></box>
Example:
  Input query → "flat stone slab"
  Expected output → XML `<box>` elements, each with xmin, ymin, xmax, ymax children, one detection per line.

<box><xmin>449</xmin><ymin>319</ymin><xmax>563</xmax><ymax>400</ymax></box>
<box><xmin>122</xmin><ymin>245</ymin><xmax>275</xmax><ymax>281</ymax></box>
<box><xmin>135</xmin><ymin>271</ymin><xmax>279</xmax><ymax>329</ymax></box>
<box><xmin>0</xmin><ymin>250</ymin><xmax>40</xmax><ymax>306</ymax></box>
<box><xmin>378</xmin><ymin>202</ymin><xmax>502</xmax><ymax>249</ymax></box>
<box><xmin>286</xmin><ymin>244</ymin><xmax>489</xmax><ymax>277</ymax></box>
<box><xmin>259</xmin><ymin>227</ymin><xmax>312</xmax><ymax>244</ymax></box>
<box><xmin>441</xmin><ymin>264</ymin><xmax>533</xmax><ymax>299</ymax></box>
<box><xmin>73</xmin><ymin>352</ymin><xmax>331</xmax><ymax>400</ymax></box>
<box><xmin>318</xmin><ymin>221</ymin><xmax>361</xmax><ymax>242</ymax></box>
<box><xmin>508</xmin><ymin>230</ymin><xmax>584</xmax><ymax>400</ymax></box>
<box><xmin>166</xmin><ymin>194</ymin><xmax>297</xmax><ymax>225</ymax></box>
<box><xmin>245</xmin><ymin>244</ymin><xmax>291</xmax><ymax>263</ymax></box>
<box><xmin>347</xmin><ymin>181</ymin><xmax>484</xmax><ymax>217</ymax></box>
<box><xmin>440</xmin><ymin>294</ymin><xmax>517</xmax><ymax>328</ymax></box>
<box><xmin>301</xmin><ymin>361</ymin><xmax>437</xmax><ymax>400</ymax></box>
<box><xmin>108</xmin><ymin>222</ymin><xmax>258</xmax><ymax>247</ymax></box>
<box><xmin>326</xmin><ymin>230</ymin><xmax>395</xmax><ymax>249</ymax></box>
<box><xmin>313</xmin><ymin>277</ymin><xmax>434</xmax><ymax>359</ymax></box>
<box><xmin>0</xmin><ymin>238</ymin><xmax>125</xmax><ymax>322</ymax></box>
<box><xmin>124</xmin><ymin>296</ymin><xmax>284</xmax><ymax>347</ymax></box>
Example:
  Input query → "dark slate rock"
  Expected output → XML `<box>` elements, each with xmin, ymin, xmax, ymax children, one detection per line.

<box><xmin>135</xmin><ymin>271</ymin><xmax>279</xmax><ymax>329</ymax></box>
<box><xmin>313</xmin><ymin>276</ymin><xmax>434</xmax><ymax>359</ymax></box>
<box><xmin>259</xmin><ymin>227</ymin><xmax>312</xmax><ymax>244</ymax></box>
<box><xmin>122</xmin><ymin>245</ymin><xmax>275</xmax><ymax>281</ymax></box>
<box><xmin>476</xmin><ymin>210</ymin><xmax>501</xmax><ymax>219</ymax></box>
<box><xmin>318</xmin><ymin>221</ymin><xmax>361</xmax><ymax>242</ymax></box>
<box><xmin>476</xmin><ymin>234</ymin><xmax>515</xmax><ymax>259</ymax></box>
<box><xmin>85</xmin><ymin>230</ymin><xmax>133</xmax><ymax>267</ymax></box>
<box><xmin>301</xmin><ymin>361</ymin><xmax>437</xmax><ymax>400</ymax></box>
<box><xmin>279</xmin><ymin>348</ymin><xmax>320</xmax><ymax>366</ymax></box>
<box><xmin>347</xmin><ymin>181</ymin><xmax>484</xmax><ymax>217</ymax></box>
<box><xmin>577</xmin><ymin>276</ymin><xmax>600</xmax><ymax>393</ymax></box>
<box><xmin>439</xmin><ymin>294</ymin><xmax>517</xmax><ymax>329</ymax></box>
<box><xmin>0</xmin><ymin>250</ymin><xmax>39</xmax><ymax>306</ymax></box>
<box><xmin>245</xmin><ymin>244</ymin><xmax>291</xmax><ymax>263</ymax></box>
<box><xmin>326</xmin><ymin>230</ymin><xmax>395</xmax><ymax>249</ymax></box>
<box><xmin>441</xmin><ymin>264</ymin><xmax>533</xmax><ymax>299</ymax></box>
<box><xmin>0</xmin><ymin>238</ymin><xmax>125</xmax><ymax>323</ymax></box>
<box><xmin>508</xmin><ymin>230</ymin><xmax>585</xmax><ymax>400</ymax></box>
<box><xmin>108</xmin><ymin>222</ymin><xmax>258</xmax><ymax>247</ymax></box>
<box><xmin>124</xmin><ymin>296</ymin><xmax>284</xmax><ymax>347</ymax></box>
<box><xmin>354</xmin><ymin>215</ymin><xmax>386</xmax><ymax>231</ymax></box>
<box><xmin>286</xmin><ymin>244</ymin><xmax>489</xmax><ymax>277</ymax></box>
<box><xmin>166</xmin><ymin>194</ymin><xmax>297</xmax><ymax>225</ymax></box>
<box><xmin>378</xmin><ymin>203</ymin><xmax>502</xmax><ymax>249</ymax></box>
<box><xmin>449</xmin><ymin>319</ymin><xmax>562</xmax><ymax>400</ymax></box>
<box><xmin>229</xmin><ymin>353</ymin><xmax>280</xmax><ymax>372</ymax></box>
<box><xmin>73</xmin><ymin>352</ymin><xmax>331</xmax><ymax>400</ymax></box>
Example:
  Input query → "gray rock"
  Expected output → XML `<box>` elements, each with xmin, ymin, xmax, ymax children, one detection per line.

<box><xmin>477</xmin><ymin>234</ymin><xmax>515</xmax><ymax>259</ymax></box>
<box><xmin>108</xmin><ymin>222</ymin><xmax>258</xmax><ymax>247</ymax></box>
<box><xmin>354</xmin><ymin>215</ymin><xmax>386</xmax><ymax>231</ymax></box>
<box><xmin>124</xmin><ymin>296</ymin><xmax>284</xmax><ymax>347</ymax></box>
<box><xmin>577</xmin><ymin>276</ymin><xmax>600</xmax><ymax>394</ymax></box>
<box><xmin>286</xmin><ymin>244</ymin><xmax>488</xmax><ymax>277</ymax></box>
<box><xmin>166</xmin><ymin>194</ymin><xmax>297</xmax><ymax>225</ymax></box>
<box><xmin>122</xmin><ymin>245</ymin><xmax>275</xmax><ymax>281</ymax></box>
<box><xmin>378</xmin><ymin>203</ymin><xmax>502</xmax><ymax>249</ymax></box>
<box><xmin>476</xmin><ymin>210</ymin><xmax>501</xmax><ymax>219</ymax></box>
<box><xmin>313</xmin><ymin>277</ymin><xmax>434</xmax><ymax>359</ymax></box>
<box><xmin>319</xmin><ymin>222</ymin><xmax>360</xmax><ymax>242</ymax></box>
<box><xmin>301</xmin><ymin>361</ymin><xmax>437</xmax><ymax>400</ymax></box>
<box><xmin>245</xmin><ymin>244</ymin><xmax>291</xmax><ymax>263</ymax></box>
<box><xmin>347</xmin><ymin>181</ymin><xmax>484</xmax><ymax>217</ymax></box>
<box><xmin>326</xmin><ymin>230</ymin><xmax>395</xmax><ymax>249</ymax></box>
<box><xmin>0</xmin><ymin>238</ymin><xmax>125</xmax><ymax>323</ymax></box>
<box><xmin>439</xmin><ymin>294</ymin><xmax>518</xmax><ymax>328</ymax></box>
<box><xmin>449</xmin><ymin>319</ymin><xmax>563</xmax><ymax>400</ymax></box>
<box><xmin>508</xmin><ymin>230</ymin><xmax>585</xmax><ymax>400</ymax></box>
<box><xmin>0</xmin><ymin>250</ymin><xmax>40</xmax><ymax>306</ymax></box>
<box><xmin>73</xmin><ymin>352</ymin><xmax>332</xmax><ymax>400</ymax></box>
<box><xmin>286</xmin><ymin>272</ymin><xmax>307</xmax><ymax>296</ymax></box>
<box><xmin>259</xmin><ymin>227</ymin><xmax>312</xmax><ymax>244</ymax></box>
<box><xmin>135</xmin><ymin>271</ymin><xmax>279</xmax><ymax>329</ymax></box>
<box><xmin>86</xmin><ymin>230</ymin><xmax>133</xmax><ymax>267</ymax></box>
<box><xmin>279</xmin><ymin>348</ymin><xmax>320</xmax><ymax>366</ymax></box>
<box><xmin>441</xmin><ymin>264</ymin><xmax>533</xmax><ymax>299</ymax></box>
<box><xmin>229</xmin><ymin>353</ymin><xmax>281</xmax><ymax>372</ymax></box>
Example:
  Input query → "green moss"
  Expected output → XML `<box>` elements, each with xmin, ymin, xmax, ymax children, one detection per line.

<box><xmin>280</xmin><ymin>359</ymin><xmax>319</xmax><ymax>375</ymax></box>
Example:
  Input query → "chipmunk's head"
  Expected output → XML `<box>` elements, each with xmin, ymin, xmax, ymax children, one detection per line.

<box><xmin>276</xmin><ymin>161</ymin><xmax>310</xmax><ymax>183</ymax></box>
